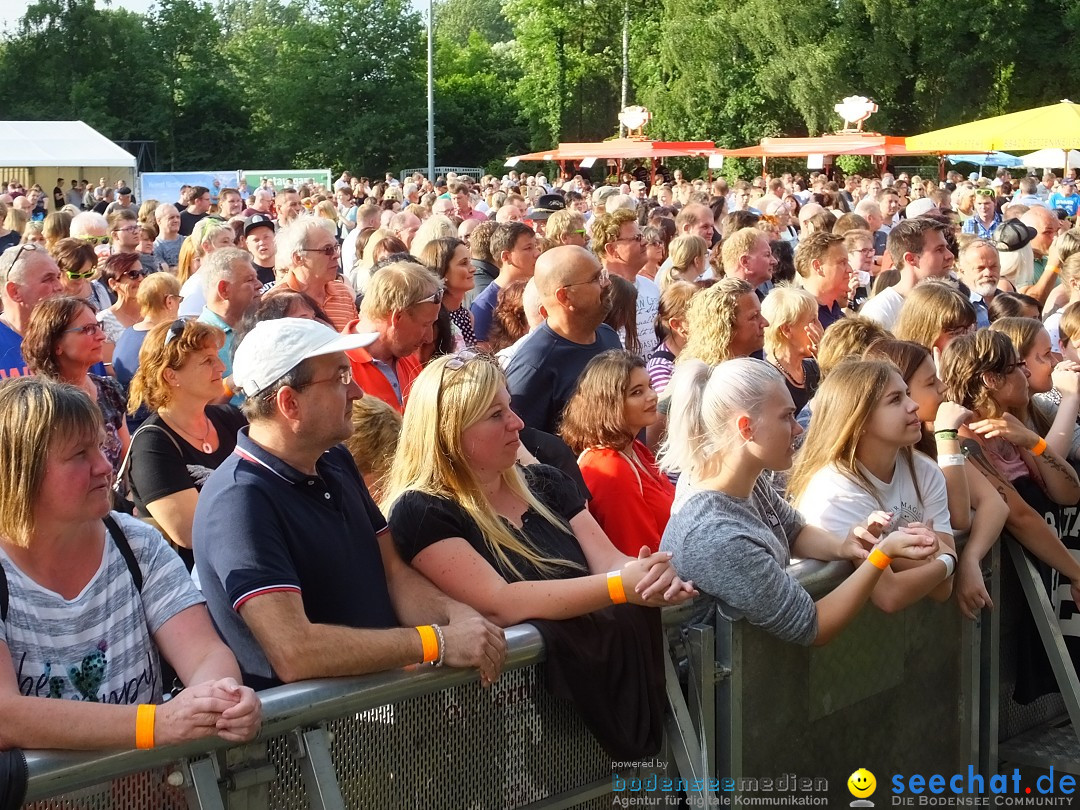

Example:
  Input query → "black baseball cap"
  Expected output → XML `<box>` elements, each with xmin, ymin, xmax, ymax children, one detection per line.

<box><xmin>243</xmin><ymin>213</ymin><xmax>275</xmax><ymax>237</ymax></box>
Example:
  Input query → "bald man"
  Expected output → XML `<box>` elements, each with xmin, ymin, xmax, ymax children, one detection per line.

<box><xmin>1020</xmin><ymin>205</ymin><xmax>1061</xmax><ymax>305</ymax></box>
<box><xmin>504</xmin><ymin>246</ymin><xmax>621</xmax><ymax>433</ymax></box>
<box><xmin>0</xmin><ymin>244</ymin><xmax>64</xmax><ymax>377</ymax></box>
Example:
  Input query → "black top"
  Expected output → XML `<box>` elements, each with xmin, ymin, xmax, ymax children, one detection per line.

<box><xmin>178</xmin><ymin>210</ymin><xmax>209</xmax><ymax>237</ymax></box>
<box><xmin>505</xmin><ymin>323</ymin><xmax>623</xmax><ymax>434</ymax></box>
<box><xmin>129</xmin><ymin>405</ymin><xmax>248</xmax><ymax>512</ymax></box>
<box><xmin>519</xmin><ymin>426</ymin><xmax>591</xmax><ymax>502</ymax></box>
<box><xmin>776</xmin><ymin>358</ymin><xmax>821</xmax><ymax>414</ymax></box>
<box><xmin>389</xmin><ymin>464</ymin><xmax>589</xmax><ymax>582</ymax></box>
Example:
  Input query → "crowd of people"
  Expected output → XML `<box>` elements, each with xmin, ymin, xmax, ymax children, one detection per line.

<box><xmin>0</xmin><ymin>161</ymin><xmax>1078</xmax><ymax>759</ymax></box>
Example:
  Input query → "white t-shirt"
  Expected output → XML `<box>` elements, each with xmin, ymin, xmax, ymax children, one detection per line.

<box><xmin>178</xmin><ymin>273</ymin><xmax>206</xmax><ymax>317</ymax></box>
<box><xmin>632</xmin><ymin>275</ymin><xmax>660</xmax><ymax>359</ymax></box>
<box><xmin>794</xmin><ymin>452</ymin><xmax>953</xmax><ymax>538</ymax></box>
<box><xmin>858</xmin><ymin>286</ymin><xmax>905</xmax><ymax>330</ymax></box>
<box><xmin>0</xmin><ymin>513</ymin><xmax>203</xmax><ymax>704</ymax></box>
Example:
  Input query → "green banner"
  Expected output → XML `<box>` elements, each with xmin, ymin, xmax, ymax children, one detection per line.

<box><xmin>239</xmin><ymin>169</ymin><xmax>332</xmax><ymax>191</ymax></box>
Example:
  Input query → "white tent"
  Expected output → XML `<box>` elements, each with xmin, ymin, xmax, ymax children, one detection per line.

<box><xmin>1019</xmin><ymin>148</ymin><xmax>1080</xmax><ymax>169</ymax></box>
<box><xmin>0</xmin><ymin>121</ymin><xmax>137</xmax><ymax>209</ymax></box>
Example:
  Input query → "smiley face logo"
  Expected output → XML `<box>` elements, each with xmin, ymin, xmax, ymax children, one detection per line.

<box><xmin>848</xmin><ymin>768</ymin><xmax>877</xmax><ymax>799</ymax></box>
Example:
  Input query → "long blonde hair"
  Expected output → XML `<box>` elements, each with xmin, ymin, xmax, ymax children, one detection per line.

<box><xmin>382</xmin><ymin>355</ymin><xmax>579</xmax><ymax>579</ymax></box>
<box><xmin>681</xmin><ymin>277</ymin><xmax>753</xmax><ymax>365</ymax></box>
<box><xmin>787</xmin><ymin>358</ymin><xmax>922</xmax><ymax>508</ymax></box>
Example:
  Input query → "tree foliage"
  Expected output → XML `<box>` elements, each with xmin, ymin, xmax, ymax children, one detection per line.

<box><xmin>0</xmin><ymin>0</ymin><xmax>1078</xmax><ymax>176</ymax></box>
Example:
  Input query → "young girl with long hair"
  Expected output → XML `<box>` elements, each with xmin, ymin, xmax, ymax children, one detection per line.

<box><xmin>560</xmin><ymin>350</ymin><xmax>674</xmax><ymax>555</ymax></box>
<box><xmin>659</xmin><ymin>358</ymin><xmax>936</xmax><ymax>644</ymax></box>
<box><xmin>788</xmin><ymin>359</ymin><xmax>958</xmax><ymax>612</ymax></box>
<box><xmin>864</xmin><ymin>340</ymin><xmax>1011</xmax><ymax>617</ymax></box>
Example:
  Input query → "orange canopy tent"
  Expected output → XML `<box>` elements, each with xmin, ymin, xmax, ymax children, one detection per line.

<box><xmin>505</xmin><ymin>138</ymin><xmax>734</xmax><ymax>183</ymax></box>
<box><xmin>723</xmin><ymin>133</ymin><xmax>937</xmax><ymax>173</ymax></box>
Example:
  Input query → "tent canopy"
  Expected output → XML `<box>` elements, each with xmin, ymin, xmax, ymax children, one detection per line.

<box><xmin>749</xmin><ymin>134</ymin><xmax>932</xmax><ymax>157</ymax></box>
<box><xmin>1018</xmin><ymin>148</ymin><xmax>1080</xmax><ymax>169</ymax></box>
<box><xmin>905</xmin><ymin>101</ymin><xmax>1080</xmax><ymax>153</ymax></box>
<box><xmin>0</xmin><ymin>120</ymin><xmax>137</xmax><ymax>168</ymax></box>
<box><xmin>946</xmin><ymin>152</ymin><xmax>1023</xmax><ymax>167</ymax></box>
<box><xmin>507</xmin><ymin>138</ymin><xmax>728</xmax><ymax>164</ymax></box>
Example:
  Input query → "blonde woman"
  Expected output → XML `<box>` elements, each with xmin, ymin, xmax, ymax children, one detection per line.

<box><xmin>313</xmin><ymin>199</ymin><xmax>346</xmax><ymax>244</ymax></box>
<box><xmin>659</xmin><ymin>358</ymin><xmax>937</xmax><ymax>644</ymax></box>
<box><xmin>646</xmin><ymin>281</ymin><xmax>696</xmax><ymax>395</ymax></box>
<box><xmin>383</xmin><ymin>352</ymin><xmax>695</xmax><ymax>626</ymax></box>
<box><xmin>1041</xmin><ymin>242</ymin><xmax>1080</xmax><ymax>347</ymax></box>
<box><xmin>761</xmin><ymin>285</ymin><xmax>822</xmax><ymax>413</ymax></box>
<box><xmin>682</xmin><ymin>277</ymin><xmax>767</xmax><ymax>365</ymax></box>
<box><xmin>42</xmin><ymin>211</ymin><xmax>72</xmax><ymax>251</ymax></box>
<box><xmin>788</xmin><ymin>359</ymin><xmax>957</xmax><ymax>612</ymax></box>
<box><xmin>178</xmin><ymin>219</ymin><xmax>235</xmax><ymax>317</ymax></box>
<box><xmin>659</xmin><ymin>235</ymin><xmax>708</xmax><ymax>290</ymax></box>
<box><xmin>893</xmin><ymin>280</ymin><xmax>977</xmax><ymax>354</ymax></box>
<box><xmin>410</xmin><ymin>214</ymin><xmax>456</xmax><ymax>259</ymax></box>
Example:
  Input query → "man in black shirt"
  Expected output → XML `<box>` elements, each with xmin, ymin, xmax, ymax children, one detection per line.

<box><xmin>243</xmin><ymin>214</ymin><xmax>278</xmax><ymax>292</ymax></box>
<box><xmin>179</xmin><ymin>186</ymin><xmax>211</xmax><ymax>236</ymax></box>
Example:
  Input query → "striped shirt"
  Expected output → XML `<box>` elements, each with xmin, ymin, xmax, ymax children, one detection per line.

<box><xmin>280</xmin><ymin>272</ymin><xmax>358</xmax><ymax>333</ymax></box>
<box><xmin>0</xmin><ymin>513</ymin><xmax>203</xmax><ymax>704</ymax></box>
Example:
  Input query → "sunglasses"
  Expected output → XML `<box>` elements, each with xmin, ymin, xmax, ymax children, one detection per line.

<box><xmin>163</xmin><ymin>317</ymin><xmax>194</xmax><ymax>346</ymax></box>
<box><xmin>119</xmin><ymin>269</ymin><xmax>145</xmax><ymax>281</ymax></box>
<box><xmin>974</xmin><ymin>189</ymin><xmax>996</xmax><ymax>198</ymax></box>
<box><xmin>414</xmin><ymin>288</ymin><xmax>444</xmax><ymax>306</ymax></box>
<box><xmin>3</xmin><ymin>242</ymin><xmax>44</xmax><ymax>280</ymax></box>
<box><xmin>77</xmin><ymin>235</ymin><xmax>110</xmax><ymax>245</ymax></box>
<box><xmin>435</xmin><ymin>350</ymin><xmax>483</xmax><ymax>432</ymax></box>
<box><xmin>65</xmin><ymin>268</ymin><xmax>96</xmax><ymax>280</ymax></box>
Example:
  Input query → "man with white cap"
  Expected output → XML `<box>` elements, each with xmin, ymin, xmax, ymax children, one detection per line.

<box><xmin>193</xmin><ymin>318</ymin><xmax>507</xmax><ymax>689</ymax></box>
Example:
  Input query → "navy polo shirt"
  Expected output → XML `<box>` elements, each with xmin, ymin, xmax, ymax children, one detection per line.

<box><xmin>193</xmin><ymin>429</ymin><xmax>397</xmax><ymax>689</ymax></box>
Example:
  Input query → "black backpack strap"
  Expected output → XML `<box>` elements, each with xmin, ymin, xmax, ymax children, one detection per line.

<box><xmin>0</xmin><ymin>562</ymin><xmax>7</xmax><ymax>623</ymax></box>
<box><xmin>0</xmin><ymin>516</ymin><xmax>140</xmax><ymax>624</ymax></box>
<box><xmin>103</xmin><ymin>514</ymin><xmax>143</xmax><ymax>593</ymax></box>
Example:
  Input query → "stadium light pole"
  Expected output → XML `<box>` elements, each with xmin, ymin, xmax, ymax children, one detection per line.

<box><xmin>427</xmin><ymin>0</ymin><xmax>435</xmax><ymax>183</ymax></box>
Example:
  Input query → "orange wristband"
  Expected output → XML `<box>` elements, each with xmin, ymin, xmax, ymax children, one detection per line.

<box><xmin>607</xmin><ymin>570</ymin><xmax>627</xmax><ymax>604</ymax></box>
<box><xmin>868</xmin><ymin>548</ymin><xmax>892</xmax><ymax>571</ymax></box>
<box><xmin>1031</xmin><ymin>437</ymin><xmax>1048</xmax><ymax>457</ymax></box>
<box><xmin>416</xmin><ymin>625</ymin><xmax>439</xmax><ymax>664</ymax></box>
<box><xmin>135</xmin><ymin>704</ymin><xmax>156</xmax><ymax>749</ymax></box>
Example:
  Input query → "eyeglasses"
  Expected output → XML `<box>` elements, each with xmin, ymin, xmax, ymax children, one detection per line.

<box><xmin>2</xmin><ymin>242</ymin><xmax>43</xmax><ymax>280</ymax></box>
<box><xmin>293</xmin><ymin>366</ymin><xmax>353</xmax><ymax>390</ymax></box>
<box><xmin>572</xmin><ymin>229</ymin><xmax>587</xmax><ymax>235</ymax></box>
<box><xmin>854</xmin><ymin>248</ymin><xmax>876</xmax><ymax>256</ymax></box>
<box><xmin>64</xmin><ymin>322</ymin><xmax>104</xmax><ymax>337</ymax></box>
<box><xmin>300</xmin><ymin>244</ymin><xmax>341</xmax><ymax>257</ymax></box>
<box><xmin>112</xmin><ymin>225</ymin><xmax>140</xmax><ymax>234</ymax></box>
<box><xmin>76</xmin><ymin>235</ymin><xmax>110</xmax><ymax>245</ymax></box>
<box><xmin>943</xmin><ymin>323</ymin><xmax>974</xmax><ymax>338</ymax></box>
<box><xmin>413</xmin><ymin>288</ymin><xmax>445</xmax><ymax>306</ymax></box>
<box><xmin>1002</xmin><ymin>359</ymin><xmax>1027</xmax><ymax>374</ymax></box>
<box><xmin>614</xmin><ymin>233</ymin><xmax>644</xmax><ymax>244</ymax></box>
<box><xmin>65</xmin><ymin>268</ymin><xmax>96</xmax><ymax>280</ymax></box>
<box><xmin>561</xmin><ymin>269</ymin><xmax>610</xmax><ymax>289</ymax></box>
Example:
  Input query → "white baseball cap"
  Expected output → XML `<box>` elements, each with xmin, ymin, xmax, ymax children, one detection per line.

<box><xmin>233</xmin><ymin>318</ymin><xmax>377</xmax><ymax>397</ymax></box>
<box><xmin>905</xmin><ymin>198</ymin><xmax>938</xmax><ymax>219</ymax></box>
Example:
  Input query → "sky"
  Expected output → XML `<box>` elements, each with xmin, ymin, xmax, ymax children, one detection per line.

<box><xmin>0</xmin><ymin>0</ymin><xmax>157</xmax><ymax>32</ymax></box>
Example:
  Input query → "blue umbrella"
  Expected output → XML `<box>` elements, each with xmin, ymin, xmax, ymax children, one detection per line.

<box><xmin>946</xmin><ymin>152</ymin><xmax>1024</xmax><ymax>167</ymax></box>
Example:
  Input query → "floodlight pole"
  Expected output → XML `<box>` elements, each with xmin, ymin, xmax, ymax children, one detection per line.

<box><xmin>427</xmin><ymin>0</ymin><xmax>435</xmax><ymax>182</ymax></box>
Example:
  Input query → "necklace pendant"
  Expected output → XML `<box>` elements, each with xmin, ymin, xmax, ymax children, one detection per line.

<box><xmin>202</xmin><ymin>442</ymin><xmax>213</xmax><ymax>454</ymax></box>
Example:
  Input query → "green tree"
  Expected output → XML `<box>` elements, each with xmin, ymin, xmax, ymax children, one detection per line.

<box><xmin>434</xmin><ymin>0</ymin><xmax>512</xmax><ymax>45</ymax></box>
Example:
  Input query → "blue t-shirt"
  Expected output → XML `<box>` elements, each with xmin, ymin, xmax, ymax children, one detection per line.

<box><xmin>0</xmin><ymin>321</ymin><xmax>28</xmax><ymax>379</ymax></box>
<box><xmin>1049</xmin><ymin>192</ymin><xmax>1080</xmax><ymax>217</ymax></box>
<box><xmin>113</xmin><ymin>326</ymin><xmax>151</xmax><ymax>431</ymax></box>
<box><xmin>469</xmin><ymin>280</ymin><xmax>502</xmax><ymax>342</ymax></box>
<box><xmin>505</xmin><ymin>323</ymin><xmax>623</xmax><ymax>434</ymax></box>
<box><xmin>193</xmin><ymin>430</ymin><xmax>397</xmax><ymax>689</ymax></box>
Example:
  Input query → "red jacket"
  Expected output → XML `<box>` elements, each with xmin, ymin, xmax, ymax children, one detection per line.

<box><xmin>343</xmin><ymin>321</ymin><xmax>421</xmax><ymax>413</ymax></box>
<box><xmin>577</xmin><ymin>441</ymin><xmax>675</xmax><ymax>555</ymax></box>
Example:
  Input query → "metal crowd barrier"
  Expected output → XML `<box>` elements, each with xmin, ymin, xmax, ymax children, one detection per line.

<box><xmin>19</xmin><ymin>536</ymin><xmax>1080</xmax><ymax>809</ymax></box>
<box><xmin>398</xmin><ymin>167</ymin><xmax>483</xmax><ymax>182</ymax></box>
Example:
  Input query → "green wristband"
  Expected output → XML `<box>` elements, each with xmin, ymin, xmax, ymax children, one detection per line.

<box><xmin>934</xmin><ymin>429</ymin><xmax>959</xmax><ymax>440</ymax></box>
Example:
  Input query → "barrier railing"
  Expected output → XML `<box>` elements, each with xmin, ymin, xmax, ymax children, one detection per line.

<box><xmin>20</xmin><ymin>535</ymin><xmax>1080</xmax><ymax>808</ymax></box>
<box><xmin>398</xmin><ymin>167</ymin><xmax>483</xmax><ymax>182</ymax></box>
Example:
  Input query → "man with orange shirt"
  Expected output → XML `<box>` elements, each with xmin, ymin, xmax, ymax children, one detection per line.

<box><xmin>344</xmin><ymin>261</ymin><xmax>443</xmax><ymax>412</ymax></box>
<box><xmin>274</xmin><ymin>219</ymin><xmax>358</xmax><ymax>332</ymax></box>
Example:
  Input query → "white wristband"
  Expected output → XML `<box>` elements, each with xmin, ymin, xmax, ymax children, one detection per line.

<box><xmin>937</xmin><ymin>552</ymin><xmax>957</xmax><ymax>578</ymax></box>
<box><xmin>937</xmin><ymin>453</ymin><xmax>966</xmax><ymax>468</ymax></box>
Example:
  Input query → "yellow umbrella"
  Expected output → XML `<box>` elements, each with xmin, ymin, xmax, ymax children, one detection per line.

<box><xmin>905</xmin><ymin>100</ymin><xmax>1080</xmax><ymax>152</ymax></box>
